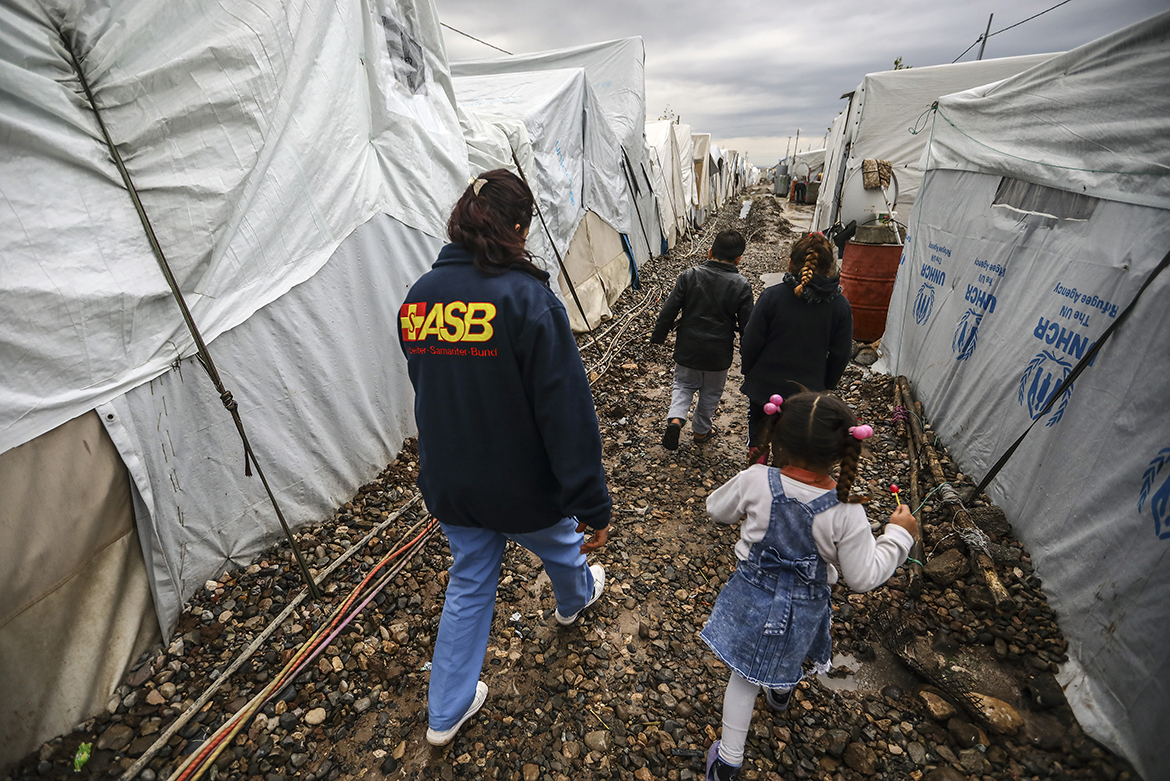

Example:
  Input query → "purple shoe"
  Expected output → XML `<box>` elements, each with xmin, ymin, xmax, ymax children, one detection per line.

<box><xmin>706</xmin><ymin>740</ymin><xmax>741</xmax><ymax>781</ymax></box>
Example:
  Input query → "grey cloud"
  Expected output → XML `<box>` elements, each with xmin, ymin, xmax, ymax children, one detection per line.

<box><xmin>437</xmin><ymin>0</ymin><xmax>1166</xmax><ymax>161</ymax></box>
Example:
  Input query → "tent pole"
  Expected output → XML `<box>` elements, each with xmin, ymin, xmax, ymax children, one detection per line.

<box><xmin>61</xmin><ymin>29</ymin><xmax>321</xmax><ymax>599</ymax></box>
<box><xmin>508</xmin><ymin>150</ymin><xmax>594</xmax><ymax>333</ymax></box>
<box><xmin>621</xmin><ymin>145</ymin><xmax>656</xmax><ymax>258</ymax></box>
<box><xmin>977</xmin><ymin>14</ymin><xmax>993</xmax><ymax>60</ymax></box>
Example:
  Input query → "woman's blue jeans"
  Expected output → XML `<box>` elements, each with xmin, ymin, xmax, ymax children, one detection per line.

<box><xmin>428</xmin><ymin>517</ymin><xmax>597</xmax><ymax>730</ymax></box>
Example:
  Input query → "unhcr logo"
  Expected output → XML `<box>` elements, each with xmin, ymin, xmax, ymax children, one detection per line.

<box><xmin>914</xmin><ymin>283</ymin><xmax>935</xmax><ymax>325</ymax></box>
<box><xmin>1019</xmin><ymin>351</ymin><xmax>1073</xmax><ymax>426</ymax></box>
<box><xmin>1140</xmin><ymin>448</ymin><xmax>1170</xmax><ymax>540</ymax></box>
<box><xmin>953</xmin><ymin>308</ymin><xmax>983</xmax><ymax>361</ymax></box>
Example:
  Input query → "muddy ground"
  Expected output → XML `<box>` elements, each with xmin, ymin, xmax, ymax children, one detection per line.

<box><xmin>8</xmin><ymin>188</ymin><xmax>1139</xmax><ymax>781</ymax></box>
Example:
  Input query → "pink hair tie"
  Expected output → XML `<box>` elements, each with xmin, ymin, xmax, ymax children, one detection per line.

<box><xmin>849</xmin><ymin>424</ymin><xmax>874</xmax><ymax>440</ymax></box>
<box><xmin>763</xmin><ymin>394</ymin><xmax>784</xmax><ymax>415</ymax></box>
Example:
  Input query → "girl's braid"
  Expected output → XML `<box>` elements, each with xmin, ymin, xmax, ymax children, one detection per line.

<box><xmin>792</xmin><ymin>248</ymin><xmax>818</xmax><ymax>299</ymax></box>
<box><xmin>836</xmin><ymin>435</ymin><xmax>868</xmax><ymax>504</ymax></box>
<box><xmin>747</xmin><ymin>409</ymin><xmax>782</xmax><ymax>468</ymax></box>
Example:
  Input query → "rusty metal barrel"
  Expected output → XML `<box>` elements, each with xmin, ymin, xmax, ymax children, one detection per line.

<box><xmin>840</xmin><ymin>239</ymin><xmax>904</xmax><ymax>342</ymax></box>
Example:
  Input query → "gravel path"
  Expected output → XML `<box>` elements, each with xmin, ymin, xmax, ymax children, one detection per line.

<box><xmin>9</xmin><ymin>188</ymin><xmax>1138</xmax><ymax>781</ymax></box>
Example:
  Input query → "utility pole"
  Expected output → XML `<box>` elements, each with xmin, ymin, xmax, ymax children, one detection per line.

<box><xmin>977</xmin><ymin>14</ymin><xmax>993</xmax><ymax>60</ymax></box>
<box><xmin>793</xmin><ymin>128</ymin><xmax>801</xmax><ymax>159</ymax></box>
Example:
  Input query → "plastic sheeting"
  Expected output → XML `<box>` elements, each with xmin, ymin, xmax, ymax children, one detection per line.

<box><xmin>0</xmin><ymin>0</ymin><xmax>467</xmax><ymax>455</ymax></box>
<box><xmin>692</xmin><ymin>133</ymin><xmax>713</xmax><ymax>213</ymax></box>
<box><xmin>813</xmin><ymin>111</ymin><xmax>850</xmax><ymax>230</ymax></box>
<box><xmin>455</xmin><ymin>69</ymin><xmax>629</xmax><ymax>256</ymax></box>
<box><xmin>453</xmin><ymin>68</ymin><xmax>631</xmax><ymax>331</ymax></box>
<box><xmin>811</xmin><ymin>53</ymin><xmax>1055</xmax><ymax>232</ymax></box>
<box><xmin>880</xmin><ymin>14</ymin><xmax>1170</xmax><ymax>778</ymax></box>
<box><xmin>673</xmin><ymin>123</ymin><xmax>696</xmax><ymax>221</ymax></box>
<box><xmin>646</xmin><ymin>120</ymin><xmax>690</xmax><ymax>248</ymax></box>
<box><xmin>0</xmin><ymin>411</ymin><xmax>160</xmax><ymax>767</ymax></box>
<box><xmin>105</xmin><ymin>214</ymin><xmax>441</xmax><ymax>631</ymax></box>
<box><xmin>788</xmin><ymin>148</ymin><xmax>826</xmax><ymax>181</ymax></box>
<box><xmin>452</xmin><ymin>37</ymin><xmax>660</xmax><ymax>266</ymax></box>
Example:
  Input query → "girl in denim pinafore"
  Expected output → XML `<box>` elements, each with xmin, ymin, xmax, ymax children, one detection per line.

<box><xmin>700</xmin><ymin>391</ymin><xmax>917</xmax><ymax>781</ymax></box>
<box><xmin>701</xmin><ymin>468</ymin><xmax>837</xmax><ymax>686</ymax></box>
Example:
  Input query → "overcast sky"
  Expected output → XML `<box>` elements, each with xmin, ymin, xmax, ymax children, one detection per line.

<box><xmin>435</xmin><ymin>0</ymin><xmax>1165</xmax><ymax>164</ymax></box>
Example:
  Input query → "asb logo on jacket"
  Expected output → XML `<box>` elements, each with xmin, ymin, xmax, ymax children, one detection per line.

<box><xmin>401</xmin><ymin>301</ymin><xmax>497</xmax><ymax>342</ymax></box>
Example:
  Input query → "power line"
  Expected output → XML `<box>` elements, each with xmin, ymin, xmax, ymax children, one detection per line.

<box><xmin>951</xmin><ymin>0</ymin><xmax>1075</xmax><ymax>63</ymax></box>
<box><xmin>989</xmin><ymin>0</ymin><xmax>1075</xmax><ymax>37</ymax></box>
<box><xmin>439</xmin><ymin>22</ymin><xmax>512</xmax><ymax>55</ymax></box>
<box><xmin>951</xmin><ymin>38</ymin><xmax>981</xmax><ymax>64</ymax></box>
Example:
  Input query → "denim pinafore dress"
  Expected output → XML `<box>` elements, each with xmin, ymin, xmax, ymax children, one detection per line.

<box><xmin>700</xmin><ymin>468</ymin><xmax>836</xmax><ymax>688</ymax></box>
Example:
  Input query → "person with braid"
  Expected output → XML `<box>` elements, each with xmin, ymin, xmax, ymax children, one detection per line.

<box><xmin>740</xmin><ymin>233</ymin><xmax>852</xmax><ymax>451</ymax></box>
<box><xmin>700</xmin><ymin>391</ymin><xmax>916</xmax><ymax>781</ymax></box>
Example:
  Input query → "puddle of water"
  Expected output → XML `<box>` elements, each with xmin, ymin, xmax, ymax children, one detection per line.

<box><xmin>816</xmin><ymin>645</ymin><xmax>920</xmax><ymax>694</ymax></box>
<box><xmin>818</xmin><ymin>653</ymin><xmax>861</xmax><ymax>691</ymax></box>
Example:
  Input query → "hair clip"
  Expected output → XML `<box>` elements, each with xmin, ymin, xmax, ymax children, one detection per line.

<box><xmin>472</xmin><ymin>178</ymin><xmax>488</xmax><ymax>196</ymax></box>
<box><xmin>849</xmin><ymin>424</ymin><xmax>874</xmax><ymax>440</ymax></box>
<box><xmin>763</xmin><ymin>394</ymin><xmax>784</xmax><ymax>415</ymax></box>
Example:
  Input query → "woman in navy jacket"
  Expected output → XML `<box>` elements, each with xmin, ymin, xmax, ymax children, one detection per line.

<box><xmin>398</xmin><ymin>169</ymin><xmax>611</xmax><ymax>746</ymax></box>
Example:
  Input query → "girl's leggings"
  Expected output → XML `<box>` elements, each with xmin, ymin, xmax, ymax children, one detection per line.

<box><xmin>719</xmin><ymin>672</ymin><xmax>793</xmax><ymax>766</ymax></box>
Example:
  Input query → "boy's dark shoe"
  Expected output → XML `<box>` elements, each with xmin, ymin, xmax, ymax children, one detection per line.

<box><xmin>662</xmin><ymin>419</ymin><xmax>682</xmax><ymax>450</ymax></box>
<box><xmin>693</xmin><ymin>426</ymin><xmax>717</xmax><ymax>444</ymax></box>
<box><xmin>706</xmin><ymin>741</ymin><xmax>741</xmax><ymax>781</ymax></box>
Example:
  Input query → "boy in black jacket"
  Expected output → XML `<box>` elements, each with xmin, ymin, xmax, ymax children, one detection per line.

<box><xmin>650</xmin><ymin>230</ymin><xmax>754</xmax><ymax>449</ymax></box>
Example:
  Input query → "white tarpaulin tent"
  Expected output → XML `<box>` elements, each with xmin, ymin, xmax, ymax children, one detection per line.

<box><xmin>646</xmin><ymin>119</ymin><xmax>691</xmax><ymax>249</ymax></box>
<box><xmin>0</xmin><ymin>0</ymin><xmax>466</xmax><ymax>764</ymax></box>
<box><xmin>812</xmin><ymin>53</ymin><xmax>1056</xmax><ymax>233</ymax></box>
<box><xmin>880</xmin><ymin>12</ymin><xmax>1170</xmax><ymax>779</ymax></box>
<box><xmin>673</xmin><ymin>122</ymin><xmax>697</xmax><ymax>229</ymax></box>
<box><xmin>692</xmin><ymin>133</ymin><xmax>714</xmax><ymax>224</ymax></box>
<box><xmin>789</xmin><ymin>148</ymin><xmax>826</xmax><ymax>181</ymax></box>
<box><xmin>454</xmin><ymin>68</ymin><xmax>632</xmax><ymax>331</ymax></box>
<box><xmin>452</xmin><ymin>37</ymin><xmax>661</xmax><ymax>267</ymax></box>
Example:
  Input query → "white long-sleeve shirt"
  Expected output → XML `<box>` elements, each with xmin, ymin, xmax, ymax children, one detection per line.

<box><xmin>706</xmin><ymin>464</ymin><xmax>912</xmax><ymax>592</ymax></box>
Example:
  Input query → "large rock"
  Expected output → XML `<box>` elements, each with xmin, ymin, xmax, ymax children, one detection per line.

<box><xmin>843</xmin><ymin>742</ymin><xmax>877</xmax><ymax>775</ymax></box>
<box><xmin>584</xmin><ymin>729</ymin><xmax>612</xmax><ymax>752</ymax></box>
<box><xmin>969</xmin><ymin>505</ymin><xmax>1011</xmax><ymax>537</ymax></box>
<box><xmin>970</xmin><ymin>692</ymin><xmax>1023</xmax><ymax>734</ymax></box>
<box><xmin>925</xmin><ymin>549</ymin><xmax>969</xmax><ymax>586</ymax></box>
<box><xmin>1021</xmin><ymin>712</ymin><xmax>1066</xmax><ymax>750</ymax></box>
<box><xmin>97</xmin><ymin>723</ymin><xmax>134</xmax><ymax>752</ymax></box>
<box><xmin>924</xmin><ymin>768</ymin><xmax>967</xmax><ymax>781</ymax></box>
<box><xmin>917</xmin><ymin>689</ymin><xmax>957</xmax><ymax>721</ymax></box>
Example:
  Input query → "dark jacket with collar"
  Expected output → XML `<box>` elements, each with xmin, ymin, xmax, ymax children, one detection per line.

<box><xmin>649</xmin><ymin>259</ymin><xmax>754</xmax><ymax>371</ymax></box>
<box><xmin>739</xmin><ymin>273</ymin><xmax>852</xmax><ymax>404</ymax></box>
<box><xmin>398</xmin><ymin>243</ymin><xmax>611</xmax><ymax>533</ymax></box>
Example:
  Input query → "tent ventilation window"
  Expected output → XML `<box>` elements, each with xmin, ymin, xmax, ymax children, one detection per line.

<box><xmin>993</xmin><ymin>177</ymin><xmax>1097</xmax><ymax>222</ymax></box>
<box><xmin>381</xmin><ymin>13</ymin><xmax>428</xmax><ymax>94</ymax></box>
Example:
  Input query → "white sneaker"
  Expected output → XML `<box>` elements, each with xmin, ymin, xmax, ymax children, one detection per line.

<box><xmin>555</xmin><ymin>564</ymin><xmax>606</xmax><ymax>625</ymax></box>
<box><xmin>425</xmin><ymin>680</ymin><xmax>488</xmax><ymax>746</ymax></box>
